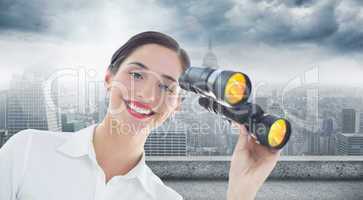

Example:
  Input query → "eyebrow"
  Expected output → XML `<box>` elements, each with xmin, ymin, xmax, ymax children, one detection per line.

<box><xmin>128</xmin><ymin>62</ymin><xmax>177</xmax><ymax>82</ymax></box>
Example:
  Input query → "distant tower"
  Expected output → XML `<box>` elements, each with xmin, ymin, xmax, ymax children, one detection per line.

<box><xmin>202</xmin><ymin>38</ymin><xmax>219</xmax><ymax>68</ymax></box>
<box><xmin>342</xmin><ymin>108</ymin><xmax>356</xmax><ymax>133</ymax></box>
<box><xmin>357</xmin><ymin>111</ymin><xmax>363</xmax><ymax>133</ymax></box>
<box><xmin>0</xmin><ymin>91</ymin><xmax>8</xmax><ymax>147</ymax></box>
<box><xmin>0</xmin><ymin>91</ymin><xmax>7</xmax><ymax>130</ymax></box>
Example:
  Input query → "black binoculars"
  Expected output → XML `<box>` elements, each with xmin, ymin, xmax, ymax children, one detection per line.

<box><xmin>178</xmin><ymin>66</ymin><xmax>291</xmax><ymax>150</ymax></box>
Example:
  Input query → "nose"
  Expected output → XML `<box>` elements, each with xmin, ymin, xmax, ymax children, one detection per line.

<box><xmin>135</xmin><ymin>80</ymin><xmax>158</xmax><ymax>104</ymax></box>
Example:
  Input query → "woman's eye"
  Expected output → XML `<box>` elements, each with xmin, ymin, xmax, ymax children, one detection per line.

<box><xmin>129</xmin><ymin>72</ymin><xmax>143</xmax><ymax>80</ymax></box>
<box><xmin>159</xmin><ymin>84</ymin><xmax>174</xmax><ymax>93</ymax></box>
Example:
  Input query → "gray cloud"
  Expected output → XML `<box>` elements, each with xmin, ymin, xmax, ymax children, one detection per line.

<box><xmin>1</xmin><ymin>0</ymin><xmax>362</xmax><ymax>52</ymax></box>
<box><xmin>0</xmin><ymin>0</ymin><xmax>362</xmax><ymax>89</ymax></box>
<box><xmin>0</xmin><ymin>0</ymin><xmax>48</xmax><ymax>32</ymax></box>
<box><xmin>285</xmin><ymin>0</ymin><xmax>314</xmax><ymax>6</ymax></box>
<box><xmin>159</xmin><ymin>0</ymin><xmax>363</xmax><ymax>52</ymax></box>
<box><xmin>158</xmin><ymin>0</ymin><xmax>235</xmax><ymax>41</ymax></box>
<box><xmin>0</xmin><ymin>0</ymin><xmax>102</xmax><ymax>34</ymax></box>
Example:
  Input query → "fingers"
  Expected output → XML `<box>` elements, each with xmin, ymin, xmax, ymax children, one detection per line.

<box><xmin>244</xmin><ymin>133</ymin><xmax>279</xmax><ymax>155</ymax></box>
<box><xmin>233</xmin><ymin>124</ymin><xmax>250</xmax><ymax>153</ymax></box>
<box><xmin>250</xmin><ymin>138</ymin><xmax>281</xmax><ymax>161</ymax></box>
<box><xmin>232</xmin><ymin>123</ymin><xmax>282</xmax><ymax>160</ymax></box>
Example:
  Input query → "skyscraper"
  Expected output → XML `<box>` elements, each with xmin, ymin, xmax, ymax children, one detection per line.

<box><xmin>0</xmin><ymin>91</ymin><xmax>8</xmax><ymax>147</ymax></box>
<box><xmin>336</xmin><ymin>133</ymin><xmax>363</xmax><ymax>155</ymax></box>
<box><xmin>0</xmin><ymin>91</ymin><xmax>7</xmax><ymax>130</ymax></box>
<box><xmin>307</xmin><ymin>130</ymin><xmax>320</xmax><ymax>155</ymax></box>
<box><xmin>358</xmin><ymin>111</ymin><xmax>363</xmax><ymax>133</ymax></box>
<box><xmin>145</xmin><ymin>130</ymin><xmax>187</xmax><ymax>156</ymax></box>
<box><xmin>143</xmin><ymin>99</ymin><xmax>190</xmax><ymax>156</ymax></box>
<box><xmin>201</xmin><ymin>38</ymin><xmax>234</xmax><ymax>154</ymax></box>
<box><xmin>319</xmin><ymin>135</ymin><xmax>336</xmax><ymax>155</ymax></box>
<box><xmin>97</xmin><ymin>87</ymin><xmax>108</xmax><ymax>122</ymax></box>
<box><xmin>320</xmin><ymin>118</ymin><xmax>335</xmax><ymax>155</ymax></box>
<box><xmin>321</xmin><ymin>118</ymin><xmax>334</xmax><ymax>136</ymax></box>
<box><xmin>6</xmin><ymin>70</ymin><xmax>61</xmax><ymax>138</ymax></box>
<box><xmin>202</xmin><ymin>39</ymin><xmax>219</xmax><ymax>69</ymax></box>
<box><xmin>342</xmin><ymin>109</ymin><xmax>356</xmax><ymax>133</ymax></box>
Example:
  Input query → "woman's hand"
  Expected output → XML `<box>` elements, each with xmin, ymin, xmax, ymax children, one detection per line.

<box><xmin>227</xmin><ymin>124</ymin><xmax>281</xmax><ymax>200</ymax></box>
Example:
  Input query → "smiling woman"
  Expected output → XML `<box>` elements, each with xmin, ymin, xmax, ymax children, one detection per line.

<box><xmin>0</xmin><ymin>31</ymin><xmax>281</xmax><ymax>200</ymax></box>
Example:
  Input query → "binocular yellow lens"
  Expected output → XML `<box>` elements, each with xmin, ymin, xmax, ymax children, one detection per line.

<box><xmin>268</xmin><ymin>119</ymin><xmax>287</xmax><ymax>147</ymax></box>
<box><xmin>224</xmin><ymin>73</ymin><xmax>247</xmax><ymax>105</ymax></box>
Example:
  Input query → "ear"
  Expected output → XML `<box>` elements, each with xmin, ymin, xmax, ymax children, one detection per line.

<box><xmin>104</xmin><ymin>70</ymin><xmax>113</xmax><ymax>90</ymax></box>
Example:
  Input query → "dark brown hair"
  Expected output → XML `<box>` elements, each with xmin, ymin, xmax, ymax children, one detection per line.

<box><xmin>108</xmin><ymin>31</ymin><xmax>190</xmax><ymax>75</ymax></box>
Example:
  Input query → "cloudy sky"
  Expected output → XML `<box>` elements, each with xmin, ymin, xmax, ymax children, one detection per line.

<box><xmin>0</xmin><ymin>0</ymin><xmax>362</xmax><ymax>90</ymax></box>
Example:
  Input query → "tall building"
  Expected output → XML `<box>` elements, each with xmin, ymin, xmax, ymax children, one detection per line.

<box><xmin>168</xmin><ymin>40</ymin><xmax>232</xmax><ymax>156</ymax></box>
<box><xmin>306</xmin><ymin>87</ymin><xmax>319</xmax><ymax>133</ymax></box>
<box><xmin>321</xmin><ymin>118</ymin><xmax>334</xmax><ymax>136</ymax></box>
<box><xmin>6</xmin><ymin>70</ymin><xmax>61</xmax><ymax>139</ymax></box>
<box><xmin>290</xmin><ymin>126</ymin><xmax>308</xmax><ymax>155</ymax></box>
<box><xmin>306</xmin><ymin>130</ymin><xmax>320</xmax><ymax>155</ymax></box>
<box><xmin>342</xmin><ymin>109</ymin><xmax>356</xmax><ymax>133</ymax></box>
<box><xmin>319</xmin><ymin>118</ymin><xmax>336</xmax><ymax>155</ymax></box>
<box><xmin>145</xmin><ymin>130</ymin><xmax>187</xmax><ymax>156</ymax></box>
<box><xmin>358</xmin><ymin>111</ymin><xmax>363</xmax><ymax>133</ymax></box>
<box><xmin>202</xmin><ymin>39</ymin><xmax>219</xmax><ymax>68</ymax></box>
<box><xmin>319</xmin><ymin>135</ymin><xmax>336</xmax><ymax>155</ymax></box>
<box><xmin>97</xmin><ymin>87</ymin><xmax>108</xmax><ymax>122</ymax></box>
<box><xmin>0</xmin><ymin>91</ymin><xmax>8</xmax><ymax>147</ymax></box>
<box><xmin>0</xmin><ymin>91</ymin><xmax>7</xmax><ymax>130</ymax></box>
<box><xmin>336</xmin><ymin>133</ymin><xmax>363</xmax><ymax>155</ymax></box>
<box><xmin>77</xmin><ymin>68</ymin><xmax>88</xmax><ymax>114</ymax></box>
<box><xmin>145</xmin><ymin>100</ymin><xmax>188</xmax><ymax>156</ymax></box>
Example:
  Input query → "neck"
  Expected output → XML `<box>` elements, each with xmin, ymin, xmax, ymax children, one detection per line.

<box><xmin>93</xmin><ymin>114</ymin><xmax>147</xmax><ymax>176</ymax></box>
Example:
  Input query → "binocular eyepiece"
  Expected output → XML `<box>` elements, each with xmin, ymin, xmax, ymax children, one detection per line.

<box><xmin>178</xmin><ymin>67</ymin><xmax>252</xmax><ymax>107</ymax></box>
<box><xmin>178</xmin><ymin>66</ymin><xmax>291</xmax><ymax>150</ymax></box>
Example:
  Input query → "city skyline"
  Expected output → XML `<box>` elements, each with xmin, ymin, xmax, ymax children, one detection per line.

<box><xmin>1</xmin><ymin>53</ymin><xmax>363</xmax><ymax>156</ymax></box>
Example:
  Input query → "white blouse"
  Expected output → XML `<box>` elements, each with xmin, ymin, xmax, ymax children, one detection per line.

<box><xmin>0</xmin><ymin>124</ymin><xmax>183</xmax><ymax>200</ymax></box>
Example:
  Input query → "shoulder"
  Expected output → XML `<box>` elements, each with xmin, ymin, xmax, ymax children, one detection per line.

<box><xmin>1</xmin><ymin>129</ymin><xmax>71</xmax><ymax>155</ymax></box>
<box><xmin>0</xmin><ymin>129</ymin><xmax>77</xmax><ymax>195</ymax></box>
<box><xmin>7</xmin><ymin>128</ymin><xmax>70</xmax><ymax>141</ymax></box>
<box><xmin>0</xmin><ymin>129</ymin><xmax>71</xmax><ymax>173</ymax></box>
<box><xmin>142</xmin><ymin>165</ymin><xmax>183</xmax><ymax>200</ymax></box>
<box><xmin>0</xmin><ymin>129</ymin><xmax>32</xmax><ymax>162</ymax></box>
<box><xmin>1</xmin><ymin>129</ymin><xmax>34</xmax><ymax>150</ymax></box>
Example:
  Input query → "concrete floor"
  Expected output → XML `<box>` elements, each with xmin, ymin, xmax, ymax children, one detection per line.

<box><xmin>165</xmin><ymin>179</ymin><xmax>363</xmax><ymax>200</ymax></box>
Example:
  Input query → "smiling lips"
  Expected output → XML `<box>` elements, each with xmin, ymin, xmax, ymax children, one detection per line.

<box><xmin>124</xmin><ymin>100</ymin><xmax>155</xmax><ymax>120</ymax></box>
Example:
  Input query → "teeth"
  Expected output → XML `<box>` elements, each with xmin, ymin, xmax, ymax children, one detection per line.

<box><xmin>128</xmin><ymin>102</ymin><xmax>152</xmax><ymax>115</ymax></box>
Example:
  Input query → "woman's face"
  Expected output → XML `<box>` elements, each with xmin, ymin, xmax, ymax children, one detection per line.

<box><xmin>105</xmin><ymin>44</ymin><xmax>184</xmax><ymax>134</ymax></box>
